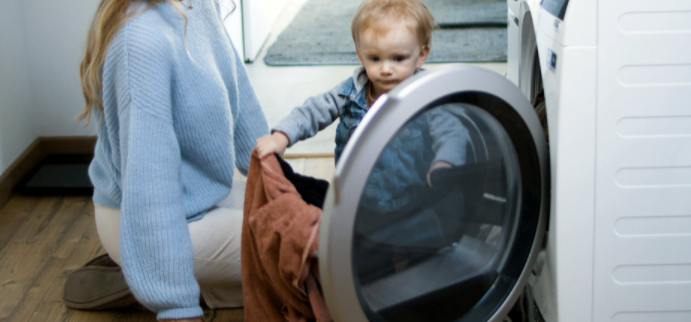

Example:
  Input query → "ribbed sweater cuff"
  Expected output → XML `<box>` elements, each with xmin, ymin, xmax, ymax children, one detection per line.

<box><xmin>157</xmin><ymin>306</ymin><xmax>203</xmax><ymax>320</ymax></box>
<box><xmin>92</xmin><ymin>191</ymin><xmax>120</xmax><ymax>209</ymax></box>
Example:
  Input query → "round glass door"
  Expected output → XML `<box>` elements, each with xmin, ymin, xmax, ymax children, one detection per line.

<box><xmin>319</xmin><ymin>66</ymin><xmax>548</xmax><ymax>322</ymax></box>
<box><xmin>353</xmin><ymin>102</ymin><xmax>521</xmax><ymax>322</ymax></box>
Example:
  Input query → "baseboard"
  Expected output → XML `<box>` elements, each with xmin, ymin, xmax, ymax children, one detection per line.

<box><xmin>283</xmin><ymin>152</ymin><xmax>334</xmax><ymax>159</ymax></box>
<box><xmin>40</xmin><ymin>136</ymin><xmax>96</xmax><ymax>155</ymax></box>
<box><xmin>0</xmin><ymin>136</ymin><xmax>96</xmax><ymax>209</ymax></box>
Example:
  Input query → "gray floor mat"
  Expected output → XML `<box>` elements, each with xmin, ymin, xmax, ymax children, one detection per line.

<box><xmin>427</xmin><ymin>0</ymin><xmax>507</xmax><ymax>26</ymax></box>
<box><xmin>264</xmin><ymin>0</ymin><xmax>507</xmax><ymax>66</ymax></box>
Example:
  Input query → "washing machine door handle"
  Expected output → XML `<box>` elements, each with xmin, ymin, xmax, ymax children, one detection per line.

<box><xmin>320</xmin><ymin>65</ymin><xmax>549</xmax><ymax>322</ymax></box>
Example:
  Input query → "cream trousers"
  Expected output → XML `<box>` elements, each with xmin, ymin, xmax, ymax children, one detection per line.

<box><xmin>94</xmin><ymin>180</ymin><xmax>247</xmax><ymax>309</ymax></box>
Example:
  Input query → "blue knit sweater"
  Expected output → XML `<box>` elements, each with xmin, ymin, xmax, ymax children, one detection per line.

<box><xmin>88</xmin><ymin>0</ymin><xmax>268</xmax><ymax>319</ymax></box>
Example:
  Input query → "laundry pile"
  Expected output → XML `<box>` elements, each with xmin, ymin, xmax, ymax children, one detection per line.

<box><xmin>241</xmin><ymin>150</ymin><xmax>332</xmax><ymax>322</ymax></box>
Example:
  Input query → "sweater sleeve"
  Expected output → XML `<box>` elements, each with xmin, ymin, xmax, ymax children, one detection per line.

<box><xmin>116</xmin><ymin>24</ymin><xmax>202</xmax><ymax>320</ymax></box>
<box><xmin>271</xmin><ymin>81</ymin><xmax>347</xmax><ymax>147</ymax></box>
<box><xmin>229</xmin><ymin>41</ymin><xmax>269</xmax><ymax>176</ymax></box>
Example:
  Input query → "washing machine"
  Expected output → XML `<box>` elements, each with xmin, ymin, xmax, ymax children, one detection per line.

<box><xmin>313</xmin><ymin>0</ymin><xmax>691</xmax><ymax>321</ymax></box>
<box><xmin>507</xmin><ymin>0</ymin><xmax>598</xmax><ymax>321</ymax></box>
<box><xmin>506</xmin><ymin>0</ymin><xmax>691</xmax><ymax>321</ymax></box>
<box><xmin>316</xmin><ymin>65</ymin><xmax>547</xmax><ymax>322</ymax></box>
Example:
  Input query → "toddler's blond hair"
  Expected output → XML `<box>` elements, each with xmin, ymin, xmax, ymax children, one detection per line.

<box><xmin>351</xmin><ymin>0</ymin><xmax>437</xmax><ymax>48</ymax></box>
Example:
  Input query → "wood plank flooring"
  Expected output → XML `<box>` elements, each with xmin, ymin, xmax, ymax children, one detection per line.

<box><xmin>0</xmin><ymin>158</ymin><xmax>334</xmax><ymax>322</ymax></box>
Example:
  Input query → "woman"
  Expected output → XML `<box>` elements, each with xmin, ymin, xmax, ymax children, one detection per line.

<box><xmin>74</xmin><ymin>0</ymin><xmax>268</xmax><ymax>320</ymax></box>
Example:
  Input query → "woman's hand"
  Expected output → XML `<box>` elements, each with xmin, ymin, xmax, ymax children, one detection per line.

<box><xmin>427</xmin><ymin>161</ymin><xmax>453</xmax><ymax>187</ymax></box>
<box><xmin>255</xmin><ymin>132</ymin><xmax>290</xmax><ymax>158</ymax></box>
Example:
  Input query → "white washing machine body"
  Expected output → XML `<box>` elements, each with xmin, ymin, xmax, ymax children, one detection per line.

<box><xmin>508</xmin><ymin>0</ymin><xmax>691</xmax><ymax>321</ymax></box>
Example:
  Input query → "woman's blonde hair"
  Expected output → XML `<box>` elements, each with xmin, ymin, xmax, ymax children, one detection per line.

<box><xmin>351</xmin><ymin>0</ymin><xmax>437</xmax><ymax>48</ymax></box>
<box><xmin>77</xmin><ymin>0</ymin><xmax>185</xmax><ymax>125</ymax></box>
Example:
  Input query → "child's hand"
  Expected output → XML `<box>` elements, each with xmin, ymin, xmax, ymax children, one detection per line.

<box><xmin>256</xmin><ymin>132</ymin><xmax>290</xmax><ymax>158</ymax></box>
<box><xmin>427</xmin><ymin>161</ymin><xmax>453</xmax><ymax>187</ymax></box>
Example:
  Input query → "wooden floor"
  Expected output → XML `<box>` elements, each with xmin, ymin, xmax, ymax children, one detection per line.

<box><xmin>0</xmin><ymin>157</ymin><xmax>334</xmax><ymax>322</ymax></box>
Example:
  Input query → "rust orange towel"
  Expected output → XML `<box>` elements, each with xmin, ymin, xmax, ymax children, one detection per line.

<box><xmin>242</xmin><ymin>150</ymin><xmax>333</xmax><ymax>322</ymax></box>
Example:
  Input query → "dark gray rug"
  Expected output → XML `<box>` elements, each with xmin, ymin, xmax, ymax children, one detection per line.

<box><xmin>426</xmin><ymin>0</ymin><xmax>507</xmax><ymax>27</ymax></box>
<box><xmin>264</xmin><ymin>0</ymin><xmax>507</xmax><ymax>66</ymax></box>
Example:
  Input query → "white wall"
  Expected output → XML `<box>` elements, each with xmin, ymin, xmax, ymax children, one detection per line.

<box><xmin>0</xmin><ymin>0</ymin><xmax>98</xmax><ymax>175</ymax></box>
<box><xmin>0</xmin><ymin>0</ymin><xmax>38</xmax><ymax>174</ymax></box>
<box><xmin>22</xmin><ymin>0</ymin><xmax>99</xmax><ymax>137</ymax></box>
<box><xmin>223</xmin><ymin>0</ymin><xmax>246</xmax><ymax>61</ymax></box>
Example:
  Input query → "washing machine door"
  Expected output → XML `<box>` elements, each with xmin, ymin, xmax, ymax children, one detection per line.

<box><xmin>318</xmin><ymin>65</ymin><xmax>549</xmax><ymax>322</ymax></box>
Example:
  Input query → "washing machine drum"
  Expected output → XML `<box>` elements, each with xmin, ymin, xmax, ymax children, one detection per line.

<box><xmin>319</xmin><ymin>66</ymin><xmax>549</xmax><ymax>322</ymax></box>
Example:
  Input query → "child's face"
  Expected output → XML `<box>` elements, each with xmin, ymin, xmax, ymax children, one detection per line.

<box><xmin>356</xmin><ymin>23</ymin><xmax>429</xmax><ymax>97</ymax></box>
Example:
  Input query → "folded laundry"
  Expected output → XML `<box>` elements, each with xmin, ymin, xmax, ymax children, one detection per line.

<box><xmin>241</xmin><ymin>150</ymin><xmax>333</xmax><ymax>322</ymax></box>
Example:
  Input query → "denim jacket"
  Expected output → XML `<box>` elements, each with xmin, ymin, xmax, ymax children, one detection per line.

<box><xmin>273</xmin><ymin>67</ymin><xmax>470</xmax><ymax>212</ymax></box>
<box><xmin>273</xmin><ymin>67</ymin><xmax>371</xmax><ymax>162</ymax></box>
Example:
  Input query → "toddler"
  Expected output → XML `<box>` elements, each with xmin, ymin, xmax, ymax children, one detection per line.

<box><xmin>256</xmin><ymin>0</ymin><xmax>470</xmax><ymax>211</ymax></box>
<box><xmin>257</xmin><ymin>0</ymin><xmax>474</xmax><ymax>280</ymax></box>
